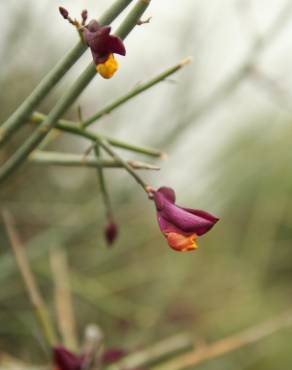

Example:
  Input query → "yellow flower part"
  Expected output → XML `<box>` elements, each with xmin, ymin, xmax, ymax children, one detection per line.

<box><xmin>96</xmin><ymin>53</ymin><xmax>119</xmax><ymax>79</ymax></box>
<box><xmin>164</xmin><ymin>232</ymin><xmax>198</xmax><ymax>252</ymax></box>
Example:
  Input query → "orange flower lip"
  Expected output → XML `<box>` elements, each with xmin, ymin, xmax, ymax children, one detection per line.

<box><xmin>165</xmin><ymin>232</ymin><xmax>198</xmax><ymax>252</ymax></box>
<box><xmin>96</xmin><ymin>53</ymin><xmax>119</xmax><ymax>79</ymax></box>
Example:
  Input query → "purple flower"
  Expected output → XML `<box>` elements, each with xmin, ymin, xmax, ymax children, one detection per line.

<box><xmin>104</xmin><ymin>221</ymin><xmax>118</xmax><ymax>245</ymax></box>
<box><xmin>53</xmin><ymin>346</ymin><xmax>85</xmax><ymax>370</ymax></box>
<box><xmin>83</xmin><ymin>20</ymin><xmax>126</xmax><ymax>79</ymax></box>
<box><xmin>153</xmin><ymin>187</ymin><xmax>219</xmax><ymax>252</ymax></box>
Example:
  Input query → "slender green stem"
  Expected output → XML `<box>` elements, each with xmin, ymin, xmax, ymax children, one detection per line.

<box><xmin>29</xmin><ymin>150</ymin><xmax>160</xmax><ymax>170</ymax></box>
<box><xmin>0</xmin><ymin>0</ymin><xmax>152</xmax><ymax>183</ymax></box>
<box><xmin>31</xmin><ymin>112</ymin><xmax>163</xmax><ymax>158</ymax></box>
<box><xmin>0</xmin><ymin>0</ymin><xmax>135</xmax><ymax>149</ymax></box>
<box><xmin>2</xmin><ymin>210</ymin><xmax>58</xmax><ymax>348</ymax></box>
<box><xmin>83</xmin><ymin>57</ymin><xmax>191</xmax><ymax>127</ymax></box>
<box><xmin>95</xmin><ymin>146</ymin><xmax>113</xmax><ymax>219</ymax></box>
<box><xmin>95</xmin><ymin>137</ymin><xmax>150</xmax><ymax>192</ymax></box>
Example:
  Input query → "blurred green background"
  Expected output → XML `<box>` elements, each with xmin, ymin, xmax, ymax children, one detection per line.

<box><xmin>1</xmin><ymin>0</ymin><xmax>292</xmax><ymax>369</ymax></box>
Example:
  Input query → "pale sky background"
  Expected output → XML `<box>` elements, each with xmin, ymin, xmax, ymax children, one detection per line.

<box><xmin>1</xmin><ymin>0</ymin><xmax>292</xmax><ymax>209</ymax></box>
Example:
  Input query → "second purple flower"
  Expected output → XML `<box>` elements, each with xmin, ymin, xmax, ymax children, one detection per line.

<box><xmin>83</xmin><ymin>20</ymin><xmax>126</xmax><ymax>79</ymax></box>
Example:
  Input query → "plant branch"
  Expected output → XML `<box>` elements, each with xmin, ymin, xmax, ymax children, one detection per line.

<box><xmin>0</xmin><ymin>0</ymin><xmax>152</xmax><ymax>182</ymax></box>
<box><xmin>0</xmin><ymin>0</ymin><xmax>135</xmax><ymax>149</ymax></box>
<box><xmin>31</xmin><ymin>112</ymin><xmax>164</xmax><ymax>158</ymax></box>
<box><xmin>95</xmin><ymin>146</ymin><xmax>113</xmax><ymax>219</ymax></box>
<box><xmin>95</xmin><ymin>138</ymin><xmax>151</xmax><ymax>192</ymax></box>
<box><xmin>29</xmin><ymin>150</ymin><xmax>160</xmax><ymax>171</ymax></box>
<box><xmin>2</xmin><ymin>210</ymin><xmax>58</xmax><ymax>347</ymax></box>
<box><xmin>82</xmin><ymin>57</ymin><xmax>192</xmax><ymax>127</ymax></box>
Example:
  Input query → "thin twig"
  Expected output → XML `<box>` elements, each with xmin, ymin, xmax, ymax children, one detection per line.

<box><xmin>95</xmin><ymin>138</ymin><xmax>151</xmax><ymax>192</ymax></box>
<box><xmin>82</xmin><ymin>57</ymin><xmax>191</xmax><ymax>127</ymax></box>
<box><xmin>29</xmin><ymin>150</ymin><xmax>160</xmax><ymax>171</ymax></box>
<box><xmin>31</xmin><ymin>113</ymin><xmax>164</xmax><ymax>158</ymax></box>
<box><xmin>95</xmin><ymin>145</ymin><xmax>113</xmax><ymax>220</ymax></box>
<box><xmin>2</xmin><ymin>210</ymin><xmax>58</xmax><ymax>347</ymax></box>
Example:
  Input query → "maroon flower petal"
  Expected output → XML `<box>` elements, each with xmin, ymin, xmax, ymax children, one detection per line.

<box><xmin>157</xmin><ymin>213</ymin><xmax>186</xmax><ymax>235</ymax></box>
<box><xmin>98</xmin><ymin>26</ymin><xmax>112</xmax><ymax>36</ymax></box>
<box><xmin>86</xmin><ymin>20</ymin><xmax>101</xmax><ymax>32</ymax></box>
<box><xmin>154</xmin><ymin>187</ymin><xmax>219</xmax><ymax>236</ymax></box>
<box><xmin>91</xmin><ymin>50</ymin><xmax>109</xmax><ymax>65</ymax></box>
<box><xmin>106</xmin><ymin>35</ymin><xmax>126</xmax><ymax>56</ymax></box>
<box><xmin>83</xmin><ymin>19</ymin><xmax>126</xmax><ymax>67</ymax></box>
<box><xmin>53</xmin><ymin>346</ymin><xmax>84</xmax><ymax>370</ymax></box>
<box><xmin>162</xmin><ymin>203</ymin><xmax>215</xmax><ymax>234</ymax></box>
<box><xmin>154</xmin><ymin>187</ymin><xmax>175</xmax><ymax>210</ymax></box>
<box><xmin>182</xmin><ymin>208</ymin><xmax>219</xmax><ymax>223</ymax></box>
<box><xmin>84</xmin><ymin>27</ymin><xmax>111</xmax><ymax>51</ymax></box>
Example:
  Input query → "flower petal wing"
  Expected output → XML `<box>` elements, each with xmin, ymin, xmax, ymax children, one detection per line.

<box><xmin>180</xmin><ymin>207</ymin><xmax>219</xmax><ymax>235</ymax></box>
<box><xmin>107</xmin><ymin>35</ymin><xmax>126</xmax><ymax>56</ymax></box>
<box><xmin>160</xmin><ymin>202</ymin><xmax>215</xmax><ymax>235</ymax></box>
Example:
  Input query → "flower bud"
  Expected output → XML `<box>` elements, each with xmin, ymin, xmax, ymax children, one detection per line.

<box><xmin>81</xmin><ymin>9</ymin><xmax>88</xmax><ymax>25</ymax></box>
<box><xmin>59</xmin><ymin>6</ymin><xmax>69</xmax><ymax>19</ymax></box>
<box><xmin>104</xmin><ymin>221</ymin><xmax>118</xmax><ymax>245</ymax></box>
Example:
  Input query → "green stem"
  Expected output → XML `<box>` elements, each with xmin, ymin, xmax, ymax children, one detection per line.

<box><xmin>0</xmin><ymin>0</ymin><xmax>135</xmax><ymax>149</ymax></box>
<box><xmin>0</xmin><ymin>0</ymin><xmax>152</xmax><ymax>183</ymax></box>
<box><xmin>29</xmin><ymin>150</ymin><xmax>160</xmax><ymax>170</ymax></box>
<box><xmin>83</xmin><ymin>57</ymin><xmax>191</xmax><ymax>127</ymax></box>
<box><xmin>95</xmin><ymin>146</ymin><xmax>113</xmax><ymax>219</ymax></box>
<box><xmin>31</xmin><ymin>112</ymin><xmax>163</xmax><ymax>158</ymax></box>
<box><xmin>95</xmin><ymin>137</ymin><xmax>150</xmax><ymax>192</ymax></box>
<box><xmin>35</xmin><ymin>306</ymin><xmax>58</xmax><ymax>348</ymax></box>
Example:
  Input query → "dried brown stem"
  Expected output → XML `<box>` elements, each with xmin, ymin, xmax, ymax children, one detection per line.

<box><xmin>2</xmin><ymin>210</ymin><xmax>57</xmax><ymax>347</ymax></box>
<box><xmin>50</xmin><ymin>247</ymin><xmax>78</xmax><ymax>350</ymax></box>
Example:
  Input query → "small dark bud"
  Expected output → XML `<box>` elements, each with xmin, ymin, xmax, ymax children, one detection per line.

<box><xmin>59</xmin><ymin>6</ymin><xmax>69</xmax><ymax>19</ymax></box>
<box><xmin>81</xmin><ymin>9</ymin><xmax>88</xmax><ymax>25</ymax></box>
<box><xmin>104</xmin><ymin>221</ymin><xmax>118</xmax><ymax>245</ymax></box>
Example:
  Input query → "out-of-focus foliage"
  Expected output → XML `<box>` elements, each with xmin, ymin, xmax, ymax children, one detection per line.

<box><xmin>1</xmin><ymin>1</ymin><xmax>292</xmax><ymax>369</ymax></box>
